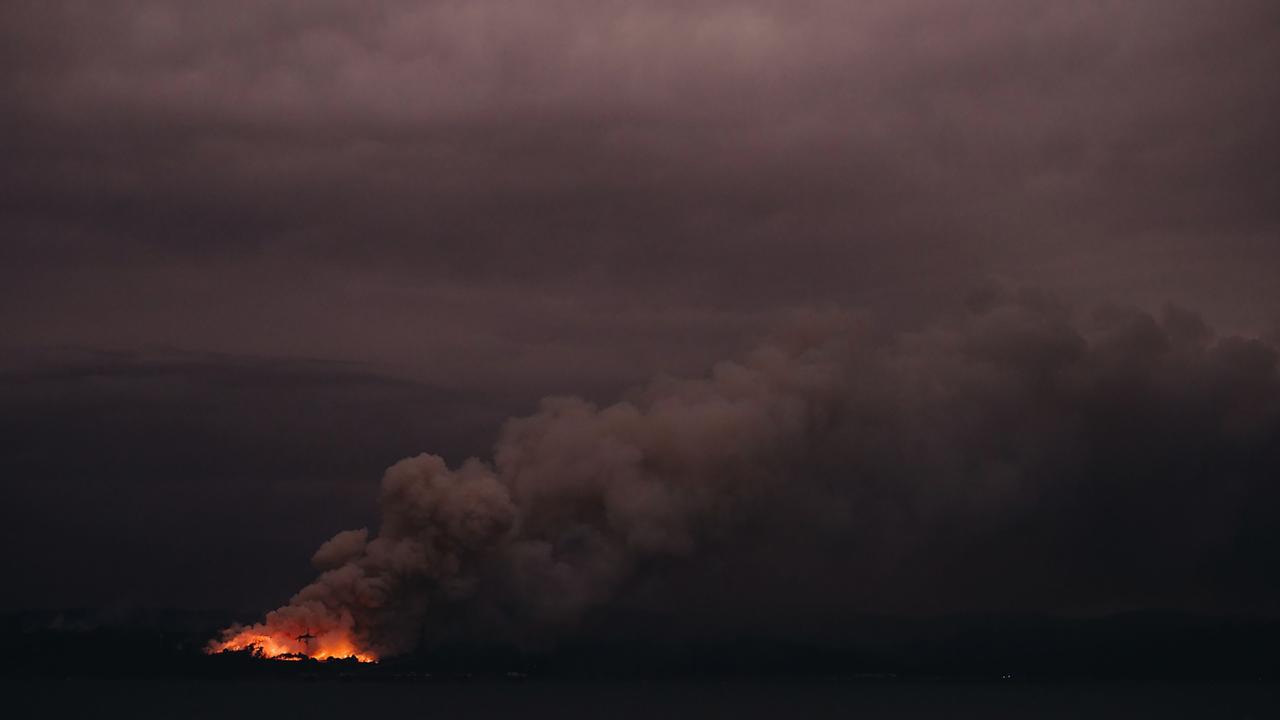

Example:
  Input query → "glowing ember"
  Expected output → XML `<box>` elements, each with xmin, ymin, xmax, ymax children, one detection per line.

<box><xmin>207</xmin><ymin>627</ymin><xmax>377</xmax><ymax>663</ymax></box>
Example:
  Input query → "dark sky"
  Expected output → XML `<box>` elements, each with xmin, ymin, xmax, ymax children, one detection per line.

<box><xmin>2</xmin><ymin>1</ymin><xmax>1278</xmax><ymax>621</ymax></box>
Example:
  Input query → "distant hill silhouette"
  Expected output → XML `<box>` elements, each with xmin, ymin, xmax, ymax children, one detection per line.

<box><xmin>1</xmin><ymin>609</ymin><xmax>1276</xmax><ymax>681</ymax></box>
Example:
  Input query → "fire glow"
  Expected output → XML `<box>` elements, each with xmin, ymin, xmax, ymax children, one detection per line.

<box><xmin>207</xmin><ymin>628</ymin><xmax>377</xmax><ymax>663</ymax></box>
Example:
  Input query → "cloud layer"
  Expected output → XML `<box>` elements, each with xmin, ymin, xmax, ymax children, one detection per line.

<box><xmin>4</xmin><ymin>1</ymin><xmax>1279</xmax><ymax>355</ymax></box>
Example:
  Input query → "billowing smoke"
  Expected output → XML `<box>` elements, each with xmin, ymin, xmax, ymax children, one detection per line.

<box><xmin>213</xmin><ymin>287</ymin><xmax>1280</xmax><ymax>658</ymax></box>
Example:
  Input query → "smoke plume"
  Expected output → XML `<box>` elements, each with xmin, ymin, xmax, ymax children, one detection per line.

<box><xmin>214</xmin><ymin>287</ymin><xmax>1280</xmax><ymax>658</ymax></box>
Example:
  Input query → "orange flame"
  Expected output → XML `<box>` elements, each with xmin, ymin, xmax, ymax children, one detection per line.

<box><xmin>207</xmin><ymin>627</ymin><xmax>377</xmax><ymax>663</ymax></box>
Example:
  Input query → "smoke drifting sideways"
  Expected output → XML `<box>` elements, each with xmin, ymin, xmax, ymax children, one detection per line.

<box><xmin>210</xmin><ymin>288</ymin><xmax>1280</xmax><ymax>660</ymax></box>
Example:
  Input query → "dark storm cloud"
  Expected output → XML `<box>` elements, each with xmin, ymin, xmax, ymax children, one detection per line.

<box><xmin>3</xmin><ymin>1</ymin><xmax>1277</xmax><ymax>308</ymax></box>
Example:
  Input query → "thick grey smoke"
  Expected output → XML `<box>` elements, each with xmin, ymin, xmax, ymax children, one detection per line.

<box><xmin>220</xmin><ymin>288</ymin><xmax>1280</xmax><ymax>656</ymax></box>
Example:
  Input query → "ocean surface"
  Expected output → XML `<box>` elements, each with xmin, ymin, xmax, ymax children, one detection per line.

<box><xmin>11</xmin><ymin>678</ymin><xmax>1278</xmax><ymax>719</ymax></box>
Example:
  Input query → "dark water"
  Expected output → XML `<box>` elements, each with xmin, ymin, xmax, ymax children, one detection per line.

<box><xmin>10</xmin><ymin>678</ymin><xmax>1277</xmax><ymax>719</ymax></box>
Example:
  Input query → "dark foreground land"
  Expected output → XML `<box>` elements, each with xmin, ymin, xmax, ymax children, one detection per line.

<box><xmin>2</xmin><ymin>610</ymin><xmax>1277</xmax><ymax>718</ymax></box>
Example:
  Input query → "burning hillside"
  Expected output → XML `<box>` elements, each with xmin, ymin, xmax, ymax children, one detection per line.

<box><xmin>208</xmin><ymin>622</ymin><xmax>376</xmax><ymax>662</ymax></box>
